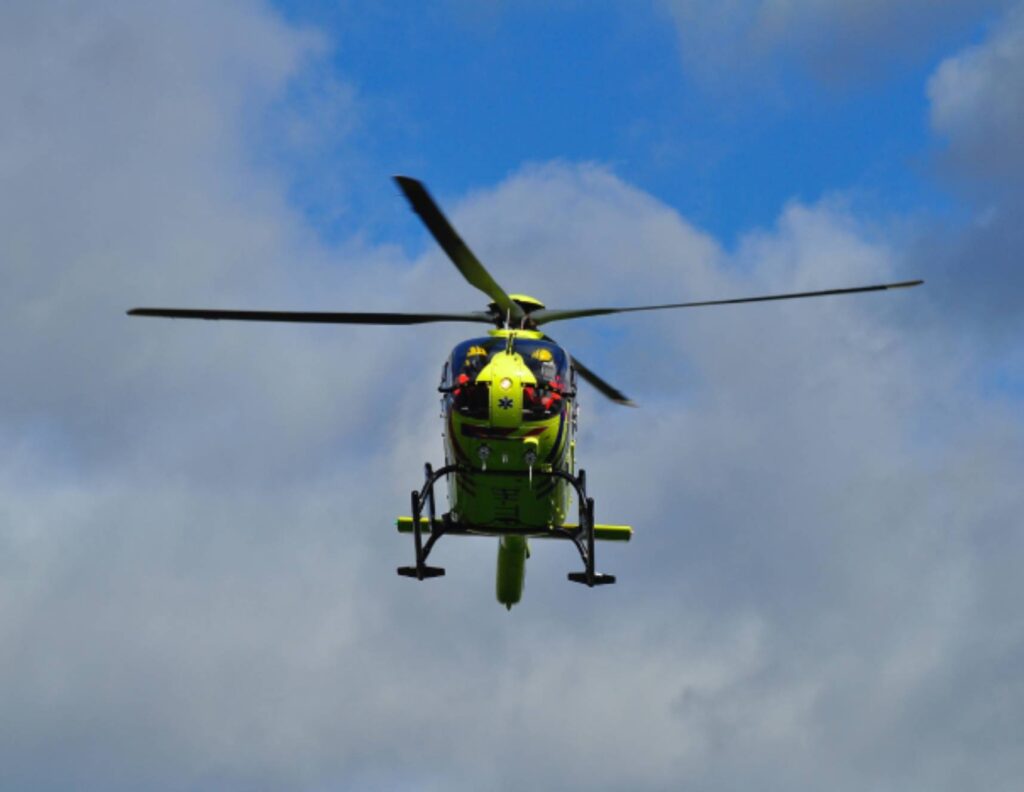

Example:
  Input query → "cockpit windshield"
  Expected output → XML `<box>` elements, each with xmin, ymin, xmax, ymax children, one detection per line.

<box><xmin>447</xmin><ymin>338</ymin><xmax>500</xmax><ymax>419</ymax></box>
<box><xmin>516</xmin><ymin>340</ymin><xmax>568</xmax><ymax>388</ymax></box>
<box><xmin>517</xmin><ymin>340</ymin><xmax>570</xmax><ymax>421</ymax></box>
<box><xmin>446</xmin><ymin>337</ymin><xmax>570</xmax><ymax>421</ymax></box>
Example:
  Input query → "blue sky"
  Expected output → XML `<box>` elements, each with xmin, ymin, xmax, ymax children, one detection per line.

<box><xmin>268</xmin><ymin>0</ymin><xmax>991</xmax><ymax>247</ymax></box>
<box><xmin>3</xmin><ymin>2</ymin><xmax>1024</xmax><ymax>790</ymax></box>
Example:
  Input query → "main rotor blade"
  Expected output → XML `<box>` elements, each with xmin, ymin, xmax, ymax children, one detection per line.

<box><xmin>572</xmin><ymin>356</ymin><xmax>636</xmax><ymax>406</ymax></box>
<box><xmin>127</xmin><ymin>308</ymin><xmax>494</xmax><ymax>325</ymax></box>
<box><xmin>394</xmin><ymin>176</ymin><xmax>525</xmax><ymax>323</ymax></box>
<box><xmin>530</xmin><ymin>279</ymin><xmax>924</xmax><ymax>326</ymax></box>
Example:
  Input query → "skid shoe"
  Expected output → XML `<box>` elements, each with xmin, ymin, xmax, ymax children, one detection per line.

<box><xmin>397</xmin><ymin>564</ymin><xmax>445</xmax><ymax>579</ymax></box>
<box><xmin>567</xmin><ymin>571</ymin><xmax>616</xmax><ymax>586</ymax></box>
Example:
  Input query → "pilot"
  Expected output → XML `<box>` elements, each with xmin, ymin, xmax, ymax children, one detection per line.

<box><xmin>454</xmin><ymin>345</ymin><xmax>488</xmax><ymax>397</ymax></box>
<box><xmin>529</xmin><ymin>348</ymin><xmax>554</xmax><ymax>381</ymax></box>
<box><xmin>541</xmin><ymin>373</ymin><xmax>565</xmax><ymax>412</ymax></box>
<box><xmin>528</xmin><ymin>348</ymin><xmax>564</xmax><ymax>413</ymax></box>
<box><xmin>523</xmin><ymin>381</ymin><xmax>541</xmax><ymax>410</ymax></box>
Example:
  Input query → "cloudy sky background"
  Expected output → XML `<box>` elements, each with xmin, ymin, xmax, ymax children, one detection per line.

<box><xmin>2</xmin><ymin>1</ymin><xmax>1023</xmax><ymax>789</ymax></box>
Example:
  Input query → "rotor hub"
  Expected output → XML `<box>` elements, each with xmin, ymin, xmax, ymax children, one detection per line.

<box><xmin>487</xmin><ymin>294</ymin><xmax>545</xmax><ymax>326</ymax></box>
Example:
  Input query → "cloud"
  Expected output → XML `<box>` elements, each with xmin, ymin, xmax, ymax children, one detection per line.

<box><xmin>928</xmin><ymin>3</ymin><xmax>1024</xmax><ymax>185</ymax></box>
<box><xmin>2</xmin><ymin>3</ymin><xmax>1024</xmax><ymax>791</ymax></box>
<box><xmin>659</xmin><ymin>0</ymin><xmax>1010</xmax><ymax>89</ymax></box>
<box><xmin>918</xmin><ymin>3</ymin><xmax>1024</xmax><ymax>339</ymax></box>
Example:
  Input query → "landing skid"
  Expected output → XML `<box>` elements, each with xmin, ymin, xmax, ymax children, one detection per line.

<box><xmin>397</xmin><ymin>463</ymin><xmax>450</xmax><ymax>580</ymax></box>
<box><xmin>558</xmin><ymin>470</ymin><xmax>616</xmax><ymax>587</ymax></box>
<box><xmin>397</xmin><ymin>463</ymin><xmax>616</xmax><ymax>587</ymax></box>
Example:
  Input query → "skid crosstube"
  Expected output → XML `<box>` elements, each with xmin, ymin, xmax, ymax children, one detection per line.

<box><xmin>396</xmin><ymin>463</ymin><xmax>449</xmax><ymax>581</ymax></box>
<box><xmin>396</xmin><ymin>518</ymin><xmax>632</xmax><ymax>542</ymax></box>
<box><xmin>396</xmin><ymin>463</ymin><xmax>618</xmax><ymax>587</ymax></box>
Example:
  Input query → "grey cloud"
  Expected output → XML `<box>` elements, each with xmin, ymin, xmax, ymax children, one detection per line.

<box><xmin>929</xmin><ymin>2</ymin><xmax>1024</xmax><ymax>185</ymax></box>
<box><xmin>574</xmin><ymin>196</ymin><xmax>1024</xmax><ymax>792</ymax></box>
<box><xmin>917</xmin><ymin>3</ymin><xmax>1024</xmax><ymax>337</ymax></box>
<box><xmin>3</xmin><ymin>3</ymin><xmax>1024</xmax><ymax>792</ymax></box>
<box><xmin>659</xmin><ymin>0</ymin><xmax>1010</xmax><ymax>89</ymax></box>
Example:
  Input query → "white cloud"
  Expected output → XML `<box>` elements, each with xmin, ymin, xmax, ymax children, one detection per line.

<box><xmin>2</xmin><ymin>2</ymin><xmax>1024</xmax><ymax>791</ymax></box>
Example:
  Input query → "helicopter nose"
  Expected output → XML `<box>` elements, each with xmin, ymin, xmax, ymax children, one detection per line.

<box><xmin>489</xmin><ymin>373</ymin><xmax>523</xmax><ymax>428</ymax></box>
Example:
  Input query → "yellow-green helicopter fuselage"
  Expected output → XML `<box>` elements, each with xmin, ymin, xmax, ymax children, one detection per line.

<box><xmin>443</xmin><ymin>328</ymin><xmax>575</xmax><ymax>610</ymax></box>
<box><xmin>397</xmin><ymin>324</ymin><xmax>631</xmax><ymax>608</ymax></box>
<box><xmin>442</xmin><ymin>329</ymin><xmax>574</xmax><ymax>530</ymax></box>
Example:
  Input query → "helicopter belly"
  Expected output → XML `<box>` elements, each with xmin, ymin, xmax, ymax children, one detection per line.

<box><xmin>443</xmin><ymin>411</ymin><xmax>572</xmax><ymax>530</ymax></box>
<box><xmin>451</xmin><ymin>468</ymin><xmax>566</xmax><ymax>528</ymax></box>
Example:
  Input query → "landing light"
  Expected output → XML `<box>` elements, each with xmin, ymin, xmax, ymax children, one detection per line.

<box><xmin>499</xmin><ymin>377</ymin><xmax>513</xmax><ymax>391</ymax></box>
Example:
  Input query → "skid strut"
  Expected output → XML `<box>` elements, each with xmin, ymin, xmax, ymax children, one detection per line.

<box><xmin>563</xmin><ymin>469</ymin><xmax>616</xmax><ymax>587</ymax></box>
<box><xmin>397</xmin><ymin>463</ymin><xmax>449</xmax><ymax>580</ymax></box>
<box><xmin>397</xmin><ymin>463</ymin><xmax>615</xmax><ymax>587</ymax></box>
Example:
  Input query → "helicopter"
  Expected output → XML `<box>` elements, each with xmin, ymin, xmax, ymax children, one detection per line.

<box><xmin>129</xmin><ymin>176</ymin><xmax>923</xmax><ymax>609</ymax></box>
